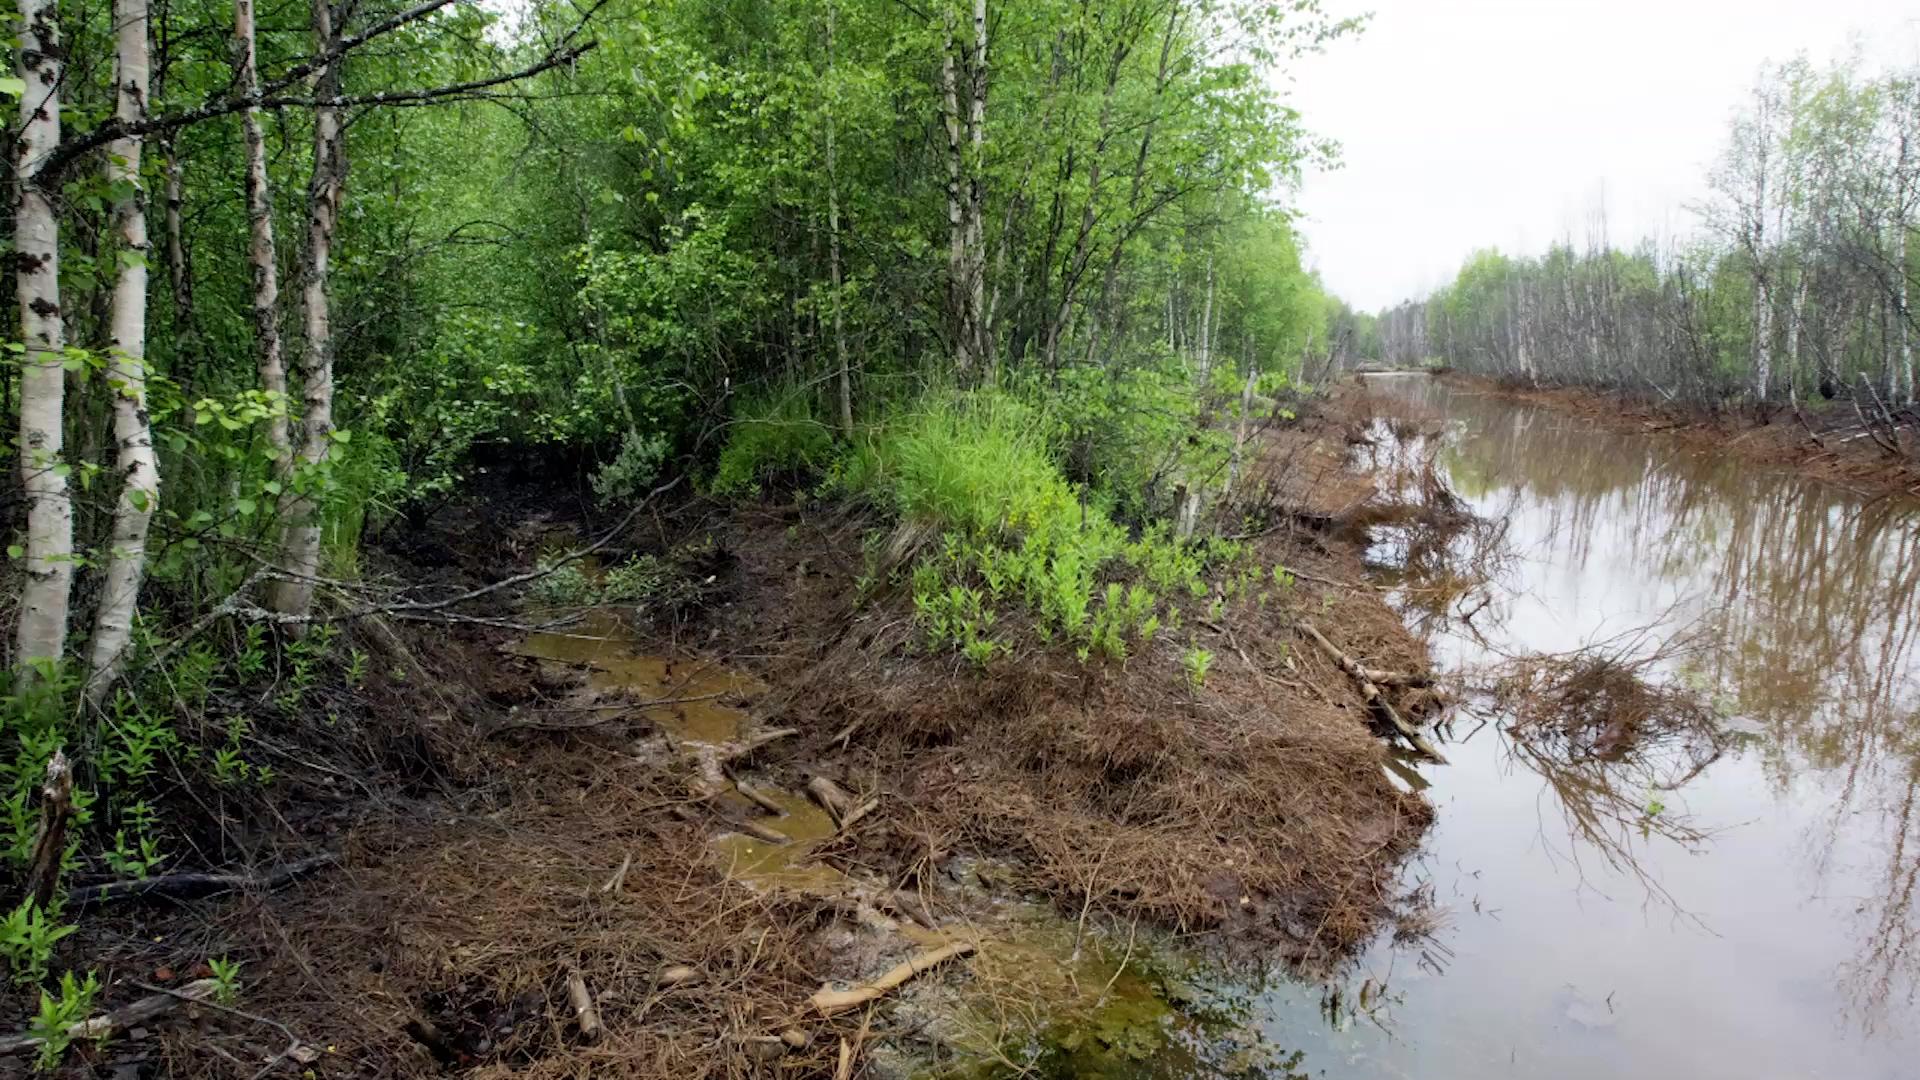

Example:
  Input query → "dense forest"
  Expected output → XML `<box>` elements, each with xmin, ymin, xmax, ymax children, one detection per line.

<box><xmin>0</xmin><ymin>0</ymin><xmax>1385</xmax><ymax>1067</ymax></box>
<box><xmin>1374</xmin><ymin>58</ymin><xmax>1920</xmax><ymax>413</ymax></box>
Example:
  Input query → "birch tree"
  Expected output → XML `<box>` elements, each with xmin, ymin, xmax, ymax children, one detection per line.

<box><xmin>12</xmin><ymin>0</ymin><xmax>73</xmax><ymax>671</ymax></box>
<box><xmin>85</xmin><ymin>0</ymin><xmax>161</xmax><ymax>698</ymax></box>
<box><xmin>268</xmin><ymin>0</ymin><xmax>348</xmax><ymax>623</ymax></box>
<box><xmin>234</xmin><ymin>0</ymin><xmax>291</xmax><ymax>466</ymax></box>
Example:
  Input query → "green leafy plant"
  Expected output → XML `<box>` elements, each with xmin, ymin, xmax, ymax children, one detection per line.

<box><xmin>1</xmin><ymin>901</ymin><xmax>76</xmax><ymax>987</ymax></box>
<box><xmin>1182</xmin><ymin>647</ymin><xmax>1215</xmax><ymax>689</ymax></box>
<box><xmin>30</xmin><ymin>970</ymin><xmax>99</xmax><ymax>1072</ymax></box>
<box><xmin>209</xmin><ymin>956</ymin><xmax>244</xmax><ymax>1006</ymax></box>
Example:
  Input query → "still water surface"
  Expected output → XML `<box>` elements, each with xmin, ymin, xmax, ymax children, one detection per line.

<box><xmin>1256</xmin><ymin>374</ymin><xmax>1920</xmax><ymax>1079</ymax></box>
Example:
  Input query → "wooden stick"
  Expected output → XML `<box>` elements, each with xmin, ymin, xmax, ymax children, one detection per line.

<box><xmin>0</xmin><ymin>978</ymin><xmax>220</xmax><ymax>1054</ymax></box>
<box><xmin>1299</xmin><ymin>622</ymin><xmax>1448</xmax><ymax>764</ymax></box>
<box><xmin>67</xmin><ymin>852</ymin><xmax>339</xmax><ymax>906</ymax></box>
<box><xmin>566</xmin><ymin>971</ymin><xmax>602</xmax><ymax>1044</ymax></box>
<box><xmin>600</xmin><ymin>853</ymin><xmax>632</xmax><ymax>895</ymax></box>
<box><xmin>809</xmin><ymin>941</ymin><xmax>976</xmax><ymax>1016</ymax></box>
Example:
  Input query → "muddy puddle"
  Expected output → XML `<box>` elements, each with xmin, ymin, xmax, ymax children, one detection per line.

<box><xmin>1244</xmin><ymin>374</ymin><xmax>1920</xmax><ymax>1079</ymax></box>
<box><xmin>518</xmin><ymin>614</ymin><xmax>1295</xmax><ymax>1076</ymax></box>
<box><xmin>515</xmin><ymin>609</ymin><xmax>765</xmax><ymax>744</ymax></box>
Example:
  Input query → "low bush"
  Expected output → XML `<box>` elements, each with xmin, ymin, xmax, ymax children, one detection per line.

<box><xmin>708</xmin><ymin>391</ymin><xmax>837</xmax><ymax>497</ymax></box>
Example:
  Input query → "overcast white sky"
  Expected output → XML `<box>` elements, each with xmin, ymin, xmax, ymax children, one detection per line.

<box><xmin>1284</xmin><ymin>0</ymin><xmax>1920</xmax><ymax>312</ymax></box>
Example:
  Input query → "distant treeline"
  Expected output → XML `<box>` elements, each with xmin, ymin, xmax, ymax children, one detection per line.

<box><xmin>1371</xmin><ymin>57</ymin><xmax>1918</xmax><ymax>409</ymax></box>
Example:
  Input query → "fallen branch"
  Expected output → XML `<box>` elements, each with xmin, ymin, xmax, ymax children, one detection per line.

<box><xmin>809</xmin><ymin>940</ymin><xmax>977</xmax><ymax>1016</ymax></box>
<box><xmin>0</xmin><ymin>979</ymin><xmax>219</xmax><ymax>1054</ymax></box>
<box><xmin>67</xmin><ymin>852</ymin><xmax>340</xmax><ymax>907</ymax></box>
<box><xmin>1298</xmin><ymin>622</ymin><xmax>1448</xmax><ymax>764</ymax></box>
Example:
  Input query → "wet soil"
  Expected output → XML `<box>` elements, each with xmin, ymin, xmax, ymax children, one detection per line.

<box><xmin>19</xmin><ymin>396</ymin><xmax>1442</xmax><ymax>1078</ymax></box>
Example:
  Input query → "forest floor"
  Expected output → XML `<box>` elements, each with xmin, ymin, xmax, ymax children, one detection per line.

<box><xmin>1440</xmin><ymin>372</ymin><xmax>1920</xmax><ymax>499</ymax></box>
<box><xmin>20</xmin><ymin>390</ymin><xmax>1449</xmax><ymax>1079</ymax></box>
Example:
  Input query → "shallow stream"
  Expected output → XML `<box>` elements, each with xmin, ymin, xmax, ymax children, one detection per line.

<box><xmin>1249</xmin><ymin>374</ymin><xmax>1920</xmax><ymax>1079</ymax></box>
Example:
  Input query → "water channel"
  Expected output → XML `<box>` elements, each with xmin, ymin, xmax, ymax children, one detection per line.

<box><xmin>1250</xmin><ymin>373</ymin><xmax>1920</xmax><ymax>1079</ymax></box>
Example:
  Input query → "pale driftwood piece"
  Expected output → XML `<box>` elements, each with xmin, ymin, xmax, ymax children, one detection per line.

<box><xmin>835</xmin><ymin>1038</ymin><xmax>855</xmax><ymax>1080</ymax></box>
<box><xmin>732</xmin><ymin>817</ymin><xmax>792</xmax><ymax>845</ymax></box>
<box><xmin>657</xmin><ymin>964</ymin><xmax>700</xmax><ymax>987</ymax></box>
<box><xmin>566</xmin><ymin>971</ymin><xmax>602</xmax><ymax>1044</ymax></box>
<box><xmin>67</xmin><ymin>852</ymin><xmax>339</xmax><ymax>906</ymax></box>
<box><xmin>805</xmin><ymin>776</ymin><xmax>855</xmax><ymax>823</ymax></box>
<box><xmin>1298</xmin><ymin>622</ymin><xmax>1448</xmax><ymax>764</ymax></box>
<box><xmin>733</xmin><ymin>780</ymin><xmax>789</xmax><ymax>816</ymax></box>
<box><xmin>26</xmin><ymin>751</ymin><xmax>72</xmax><ymax>911</ymax></box>
<box><xmin>809</xmin><ymin>941</ymin><xmax>977</xmax><ymax>1016</ymax></box>
<box><xmin>0</xmin><ymin>978</ymin><xmax>220</xmax><ymax>1054</ymax></box>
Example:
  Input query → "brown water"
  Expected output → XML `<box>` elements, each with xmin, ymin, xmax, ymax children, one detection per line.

<box><xmin>515</xmin><ymin>610</ymin><xmax>765</xmax><ymax>744</ymax></box>
<box><xmin>1247</xmin><ymin>375</ymin><xmax>1920</xmax><ymax>1079</ymax></box>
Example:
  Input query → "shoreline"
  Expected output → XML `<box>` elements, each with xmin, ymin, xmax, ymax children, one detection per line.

<box><xmin>1412</xmin><ymin>372</ymin><xmax>1920</xmax><ymax>500</ymax></box>
<box><xmin>39</xmin><ymin>393</ymin><xmax>1446</xmax><ymax>1077</ymax></box>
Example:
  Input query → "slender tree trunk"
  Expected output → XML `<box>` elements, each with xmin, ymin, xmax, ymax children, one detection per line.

<box><xmin>1897</xmin><ymin>132</ymin><xmax>1913</xmax><ymax>404</ymax></box>
<box><xmin>268</xmin><ymin>0</ymin><xmax>345</xmax><ymax>622</ymax></box>
<box><xmin>825</xmin><ymin>1</ymin><xmax>851</xmax><ymax>435</ymax></box>
<box><xmin>965</xmin><ymin>0</ymin><xmax>988</xmax><ymax>371</ymax></box>
<box><xmin>13</xmin><ymin>0</ymin><xmax>73</xmax><ymax>671</ymax></box>
<box><xmin>234</xmin><ymin>0</ymin><xmax>289</xmax><ymax>467</ymax></box>
<box><xmin>86</xmin><ymin>0</ymin><xmax>159</xmax><ymax>700</ymax></box>
<box><xmin>1785</xmin><ymin>268</ymin><xmax>1809</xmax><ymax>407</ymax></box>
<box><xmin>940</xmin><ymin>12</ymin><xmax>970</xmax><ymax>374</ymax></box>
<box><xmin>1196</xmin><ymin>252</ymin><xmax>1215</xmax><ymax>383</ymax></box>
<box><xmin>161</xmin><ymin>142</ymin><xmax>192</xmax><ymax>341</ymax></box>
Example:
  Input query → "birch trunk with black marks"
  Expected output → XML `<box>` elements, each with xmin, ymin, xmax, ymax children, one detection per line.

<box><xmin>268</xmin><ymin>0</ymin><xmax>346</xmax><ymax>623</ymax></box>
<box><xmin>13</xmin><ymin>0</ymin><xmax>73</xmax><ymax>672</ymax></box>
<box><xmin>234</xmin><ymin>0</ymin><xmax>289</xmax><ymax>466</ymax></box>
<box><xmin>86</xmin><ymin>0</ymin><xmax>160</xmax><ymax>700</ymax></box>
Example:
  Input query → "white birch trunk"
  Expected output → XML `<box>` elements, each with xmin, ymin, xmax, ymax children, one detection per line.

<box><xmin>86</xmin><ymin>0</ymin><xmax>159</xmax><ymax>699</ymax></box>
<box><xmin>1196</xmin><ymin>252</ymin><xmax>1215</xmax><ymax>384</ymax></box>
<box><xmin>268</xmin><ymin>0</ymin><xmax>345</xmax><ymax>621</ymax></box>
<box><xmin>235</xmin><ymin>0</ymin><xmax>289</xmax><ymax>464</ymax></box>
<box><xmin>13</xmin><ymin>0</ymin><xmax>72</xmax><ymax>671</ymax></box>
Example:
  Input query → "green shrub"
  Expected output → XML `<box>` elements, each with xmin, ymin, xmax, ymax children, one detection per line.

<box><xmin>709</xmin><ymin>392</ymin><xmax>836</xmax><ymax>497</ymax></box>
<box><xmin>1</xmin><ymin>901</ymin><xmax>76</xmax><ymax>988</ymax></box>
<box><xmin>30</xmin><ymin>970</ymin><xmax>98</xmax><ymax>1072</ymax></box>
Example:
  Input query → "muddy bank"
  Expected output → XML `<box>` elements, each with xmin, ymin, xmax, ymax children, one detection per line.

<box><xmin>26</xmin><ymin>397</ymin><xmax>1445</xmax><ymax>1079</ymax></box>
<box><xmin>1434</xmin><ymin>372</ymin><xmax>1920</xmax><ymax>498</ymax></box>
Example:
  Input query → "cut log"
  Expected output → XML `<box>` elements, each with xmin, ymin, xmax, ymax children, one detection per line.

<box><xmin>805</xmin><ymin>776</ymin><xmax>855</xmax><ymax>823</ymax></box>
<box><xmin>809</xmin><ymin>940</ymin><xmax>976</xmax><ymax>1016</ymax></box>
<box><xmin>1298</xmin><ymin>622</ymin><xmax>1448</xmax><ymax>764</ymax></box>
<box><xmin>0</xmin><ymin>978</ymin><xmax>219</xmax><ymax>1054</ymax></box>
<box><xmin>566</xmin><ymin>971</ymin><xmax>602</xmax><ymax>1044</ymax></box>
